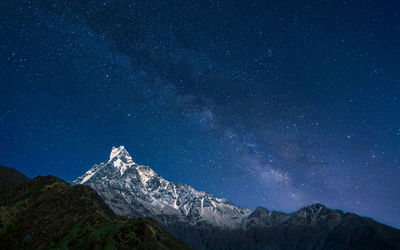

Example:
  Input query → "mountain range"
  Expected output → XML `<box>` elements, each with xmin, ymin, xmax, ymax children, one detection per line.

<box><xmin>72</xmin><ymin>146</ymin><xmax>400</xmax><ymax>249</ymax></box>
<box><xmin>0</xmin><ymin>165</ymin><xmax>189</xmax><ymax>249</ymax></box>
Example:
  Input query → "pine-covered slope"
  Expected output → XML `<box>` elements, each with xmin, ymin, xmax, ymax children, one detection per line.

<box><xmin>0</xmin><ymin>173</ymin><xmax>190</xmax><ymax>250</ymax></box>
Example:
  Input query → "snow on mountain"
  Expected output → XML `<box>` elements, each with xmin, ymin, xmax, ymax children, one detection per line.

<box><xmin>71</xmin><ymin>146</ymin><xmax>400</xmax><ymax>250</ymax></box>
<box><xmin>72</xmin><ymin>146</ymin><xmax>251</xmax><ymax>228</ymax></box>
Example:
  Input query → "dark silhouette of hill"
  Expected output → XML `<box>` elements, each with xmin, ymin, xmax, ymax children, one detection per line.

<box><xmin>0</xmin><ymin>165</ymin><xmax>30</xmax><ymax>191</ymax></box>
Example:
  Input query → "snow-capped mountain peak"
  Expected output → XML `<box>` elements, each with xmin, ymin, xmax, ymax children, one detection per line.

<box><xmin>107</xmin><ymin>146</ymin><xmax>136</xmax><ymax>176</ymax></box>
<box><xmin>71</xmin><ymin>147</ymin><xmax>400</xmax><ymax>250</ymax></box>
<box><xmin>73</xmin><ymin>146</ymin><xmax>251</xmax><ymax>228</ymax></box>
<box><xmin>109</xmin><ymin>146</ymin><xmax>135</xmax><ymax>164</ymax></box>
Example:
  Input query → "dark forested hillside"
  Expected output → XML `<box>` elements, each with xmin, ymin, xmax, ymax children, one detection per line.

<box><xmin>0</xmin><ymin>171</ymin><xmax>190</xmax><ymax>250</ymax></box>
<box><xmin>0</xmin><ymin>165</ymin><xmax>30</xmax><ymax>191</ymax></box>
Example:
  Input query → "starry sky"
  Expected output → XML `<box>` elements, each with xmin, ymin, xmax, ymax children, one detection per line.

<box><xmin>1</xmin><ymin>0</ymin><xmax>400</xmax><ymax>228</ymax></box>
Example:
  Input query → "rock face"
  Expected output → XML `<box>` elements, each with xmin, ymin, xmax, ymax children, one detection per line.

<box><xmin>0</xmin><ymin>171</ymin><xmax>190</xmax><ymax>249</ymax></box>
<box><xmin>73</xmin><ymin>146</ymin><xmax>251</xmax><ymax>229</ymax></box>
<box><xmin>74</xmin><ymin>146</ymin><xmax>400</xmax><ymax>249</ymax></box>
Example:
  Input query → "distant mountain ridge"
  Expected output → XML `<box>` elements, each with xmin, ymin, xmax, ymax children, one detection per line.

<box><xmin>73</xmin><ymin>146</ymin><xmax>400</xmax><ymax>249</ymax></box>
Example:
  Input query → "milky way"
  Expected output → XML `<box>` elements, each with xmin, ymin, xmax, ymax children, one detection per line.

<box><xmin>1</xmin><ymin>0</ymin><xmax>399</xmax><ymax>228</ymax></box>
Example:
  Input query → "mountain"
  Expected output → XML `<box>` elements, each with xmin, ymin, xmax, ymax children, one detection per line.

<box><xmin>73</xmin><ymin>146</ymin><xmax>251</xmax><ymax>229</ymax></box>
<box><xmin>73</xmin><ymin>146</ymin><xmax>400</xmax><ymax>249</ymax></box>
<box><xmin>234</xmin><ymin>204</ymin><xmax>400</xmax><ymax>249</ymax></box>
<box><xmin>0</xmin><ymin>169</ymin><xmax>190</xmax><ymax>249</ymax></box>
<box><xmin>0</xmin><ymin>165</ymin><xmax>30</xmax><ymax>191</ymax></box>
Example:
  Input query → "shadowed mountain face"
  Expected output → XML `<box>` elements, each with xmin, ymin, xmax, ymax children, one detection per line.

<box><xmin>0</xmin><ymin>165</ymin><xmax>30</xmax><ymax>191</ymax></box>
<box><xmin>0</xmin><ymin>172</ymin><xmax>190</xmax><ymax>249</ymax></box>
<box><xmin>170</xmin><ymin>204</ymin><xmax>400</xmax><ymax>249</ymax></box>
<box><xmin>74</xmin><ymin>147</ymin><xmax>400</xmax><ymax>249</ymax></box>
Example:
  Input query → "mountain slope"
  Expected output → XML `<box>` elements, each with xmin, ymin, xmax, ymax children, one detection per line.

<box><xmin>0</xmin><ymin>172</ymin><xmax>190</xmax><ymax>249</ymax></box>
<box><xmin>73</xmin><ymin>146</ymin><xmax>251</xmax><ymax>229</ymax></box>
<box><xmin>73</xmin><ymin>146</ymin><xmax>400</xmax><ymax>249</ymax></box>
<box><xmin>0</xmin><ymin>165</ymin><xmax>30</xmax><ymax>191</ymax></box>
<box><xmin>161</xmin><ymin>203</ymin><xmax>400</xmax><ymax>249</ymax></box>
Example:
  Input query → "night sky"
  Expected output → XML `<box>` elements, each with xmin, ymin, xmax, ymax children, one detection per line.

<box><xmin>1</xmin><ymin>0</ymin><xmax>400</xmax><ymax>228</ymax></box>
